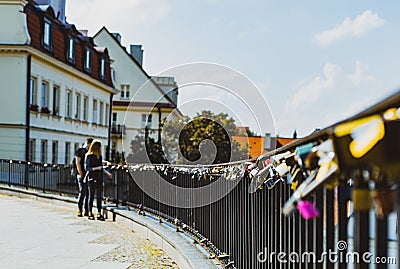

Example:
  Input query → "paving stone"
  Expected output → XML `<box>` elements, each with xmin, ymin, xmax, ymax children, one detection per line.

<box><xmin>0</xmin><ymin>194</ymin><xmax>179</xmax><ymax>269</ymax></box>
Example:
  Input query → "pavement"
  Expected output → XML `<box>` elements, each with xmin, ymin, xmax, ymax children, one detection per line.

<box><xmin>0</xmin><ymin>194</ymin><xmax>179</xmax><ymax>269</ymax></box>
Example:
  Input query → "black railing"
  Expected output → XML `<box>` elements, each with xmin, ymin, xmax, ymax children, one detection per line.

<box><xmin>0</xmin><ymin>160</ymin><xmax>398</xmax><ymax>268</ymax></box>
<box><xmin>1</xmin><ymin>91</ymin><xmax>400</xmax><ymax>268</ymax></box>
<box><xmin>111</xmin><ymin>124</ymin><xmax>126</xmax><ymax>136</ymax></box>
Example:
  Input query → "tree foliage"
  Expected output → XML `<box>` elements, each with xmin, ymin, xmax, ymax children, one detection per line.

<box><xmin>126</xmin><ymin>111</ymin><xmax>249</xmax><ymax>164</ymax></box>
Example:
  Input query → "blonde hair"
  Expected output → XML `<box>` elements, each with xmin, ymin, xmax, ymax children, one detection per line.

<box><xmin>87</xmin><ymin>140</ymin><xmax>102</xmax><ymax>158</ymax></box>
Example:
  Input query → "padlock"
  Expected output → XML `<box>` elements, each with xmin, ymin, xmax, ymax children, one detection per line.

<box><xmin>290</xmin><ymin>168</ymin><xmax>305</xmax><ymax>191</ymax></box>
<box><xmin>372</xmin><ymin>188</ymin><xmax>395</xmax><ymax>218</ymax></box>
<box><xmin>295</xmin><ymin>142</ymin><xmax>317</xmax><ymax>168</ymax></box>
<box><xmin>352</xmin><ymin>188</ymin><xmax>372</xmax><ymax>211</ymax></box>
<box><xmin>297</xmin><ymin>200</ymin><xmax>320</xmax><ymax>220</ymax></box>
<box><xmin>275</xmin><ymin>162</ymin><xmax>290</xmax><ymax>177</ymax></box>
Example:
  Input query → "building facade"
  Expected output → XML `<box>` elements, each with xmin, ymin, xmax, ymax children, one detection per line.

<box><xmin>93</xmin><ymin>27</ymin><xmax>180</xmax><ymax>163</ymax></box>
<box><xmin>0</xmin><ymin>0</ymin><xmax>116</xmax><ymax>164</ymax></box>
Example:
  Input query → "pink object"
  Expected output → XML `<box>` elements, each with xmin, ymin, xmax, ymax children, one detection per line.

<box><xmin>297</xmin><ymin>201</ymin><xmax>320</xmax><ymax>220</ymax></box>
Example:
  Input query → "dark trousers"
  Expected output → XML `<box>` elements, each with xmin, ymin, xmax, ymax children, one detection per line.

<box><xmin>77</xmin><ymin>175</ymin><xmax>88</xmax><ymax>213</ymax></box>
<box><xmin>88</xmin><ymin>180</ymin><xmax>103</xmax><ymax>214</ymax></box>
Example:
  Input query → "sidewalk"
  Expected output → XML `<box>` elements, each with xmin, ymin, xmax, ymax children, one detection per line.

<box><xmin>0</xmin><ymin>194</ymin><xmax>179</xmax><ymax>269</ymax></box>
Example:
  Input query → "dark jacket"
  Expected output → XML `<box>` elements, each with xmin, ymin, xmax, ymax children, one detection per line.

<box><xmin>75</xmin><ymin>148</ymin><xmax>88</xmax><ymax>174</ymax></box>
<box><xmin>84</xmin><ymin>154</ymin><xmax>103</xmax><ymax>182</ymax></box>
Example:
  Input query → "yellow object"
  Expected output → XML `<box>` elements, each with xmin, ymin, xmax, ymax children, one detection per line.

<box><xmin>353</xmin><ymin>189</ymin><xmax>372</xmax><ymax>211</ymax></box>
<box><xmin>334</xmin><ymin>115</ymin><xmax>385</xmax><ymax>158</ymax></box>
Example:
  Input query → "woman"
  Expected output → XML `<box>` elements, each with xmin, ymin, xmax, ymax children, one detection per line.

<box><xmin>84</xmin><ymin>140</ymin><xmax>112</xmax><ymax>220</ymax></box>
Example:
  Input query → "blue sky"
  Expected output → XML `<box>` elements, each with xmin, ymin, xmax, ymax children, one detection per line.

<box><xmin>67</xmin><ymin>0</ymin><xmax>400</xmax><ymax>137</ymax></box>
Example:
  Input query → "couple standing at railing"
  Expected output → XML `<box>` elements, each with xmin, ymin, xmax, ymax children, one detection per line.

<box><xmin>75</xmin><ymin>138</ymin><xmax>112</xmax><ymax>221</ymax></box>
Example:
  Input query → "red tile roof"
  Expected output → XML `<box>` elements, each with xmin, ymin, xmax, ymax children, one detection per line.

<box><xmin>24</xmin><ymin>1</ymin><xmax>112</xmax><ymax>87</ymax></box>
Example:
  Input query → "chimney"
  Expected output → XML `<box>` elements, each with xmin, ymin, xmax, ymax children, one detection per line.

<box><xmin>264</xmin><ymin>133</ymin><xmax>271</xmax><ymax>150</ymax></box>
<box><xmin>112</xmin><ymin>33</ymin><xmax>122</xmax><ymax>44</ymax></box>
<box><xmin>35</xmin><ymin>0</ymin><xmax>66</xmax><ymax>23</ymax></box>
<box><xmin>293</xmin><ymin>130</ymin><xmax>297</xmax><ymax>139</ymax></box>
<box><xmin>79</xmin><ymin>29</ymin><xmax>88</xmax><ymax>36</ymax></box>
<box><xmin>130</xmin><ymin>44</ymin><xmax>143</xmax><ymax>66</ymax></box>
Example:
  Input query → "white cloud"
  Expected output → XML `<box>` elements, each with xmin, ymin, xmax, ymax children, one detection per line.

<box><xmin>314</xmin><ymin>10</ymin><xmax>385</xmax><ymax>46</ymax></box>
<box><xmin>348</xmin><ymin>61</ymin><xmax>376</xmax><ymax>85</ymax></box>
<box><xmin>279</xmin><ymin>60</ymin><xmax>383</xmax><ymax>136</ymax></box>
<box><xmin>285</xmin><ymin>63</ymin><xmax>341</xmax><ymax>111</ymax></box>
<box><xmin>66</xmin><ymin>0</ymin><xmax>170</xmax><ymax>37</ymax></box>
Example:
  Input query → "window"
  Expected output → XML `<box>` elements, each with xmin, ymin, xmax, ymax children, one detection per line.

<box><xmin>100</xmin><ymin>58</ymin><xmax>105</xmax><ymax>79</ymax></box>
<box><xmin>52</xmin><ymin>85</ymin><xmax>60</xmax><ymax>116</ymax></box>
<box><xmin>41</xmin><ymin>140</ymin><xmax>48</xmax><ymax>163</ymax></box>
<box><xmin>99</xmin><ymin>102</ymin><xmax>104</xmax><ymax>125</ymax></box>
<box><xmin>29</xmin><ymin>139</ymin><xmax>36</xmax><ymax>162</ymax></box>
<box><xmin>43</xmin><ymin>19</ymin><xmax>51</xmax><ymax>49</ymax></box>
<box><xmin>105</xmin><ymin>104</ymin><xmax>110</xmax><ymax>125</ymax></box>
<box><xmin>141</xmin><ymin>114</ymin><xmax>152</xmax><ymax>128</ymax></box>
<box><xmin>92</xmin><ymin>99</ymin><xmax>98</xmax><ymax>124</ymax></box>
<box><xmin>51</xmin><ymin>141</ymin><xmax>58</xmax><ymax>164</ymax></box>
<box><xmin>120</xmin><ymin>84</ymin><xmax>130</xmax><ymax>99</ymax></box>
<box><xmin>65</xmin><ymin>142</ymin><xmax>70</xmax><ymax>164</ymax></box>
<box><xmin>68</xmin><ymin>37</ymin><xmax>74</xmax><ymax>61</ymax></box>
<box><xmin>66</xmin><ymin>90</ymin><xmax>72</xmax><ymax>118</ymax></box>
<box><xmin>75</xmin><ymin>93</ymin><xmax>81</xmax><ymax>119</ymax></box>
<box><xmin>74</xmin><ymin>143</ymin><xmax>79</xmax><ymax>155</ymax></box>
<box><xmin>112</xmin><ymin>113</ymin><xmax>117</xmax><ymax>124</ymax></box>
<box><xmin>83</xmin><ymin>96</ymin><xmax>88</xmax><ymax>121</ymax></box>
<box><xmin>85</xmin><ymin>49</ymin><xmax>91</xmax><ymax>72</ymax></box>
<box><xmin>41</xmin><ymin>81</ymin><xmax>49</xmax><ymax>108</ymax></box>
<box><xmin>29</xmin><ymin>77</ymin><xmax>37</xmax><ymax>106</ymax></box>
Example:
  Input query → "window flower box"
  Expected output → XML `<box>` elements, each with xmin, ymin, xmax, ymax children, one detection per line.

<box><xmin>40</xmin><ymin>107</ymin><xmax>51</xmax><ymax>114</ymax></box>
<box><xmin>29</xmin><ymin>104</ymin><xmax>39</xmax><ymax>112</ymax></box>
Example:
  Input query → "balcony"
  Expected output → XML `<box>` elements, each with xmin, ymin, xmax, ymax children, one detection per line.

<box><xmin>111</xmin><ymin>124</ymin><xmax>126</xmax><ymax>138</ymax></box>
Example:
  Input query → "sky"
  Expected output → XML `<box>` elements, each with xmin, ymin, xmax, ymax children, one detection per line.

<box><xmin>66</xmin><ymin>0</ymin><xmax>400</xmax><ymax>137</ymax></box>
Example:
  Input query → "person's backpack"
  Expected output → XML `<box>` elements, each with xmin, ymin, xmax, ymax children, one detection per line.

<box><xmin>70</xmin><ymin>157</ymin><xmax>77</xmax><ymax>177</ymax></box>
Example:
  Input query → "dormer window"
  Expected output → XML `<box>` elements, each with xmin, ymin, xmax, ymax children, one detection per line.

<box><xmin>67</xmin><ymin>37</ymin><xmax>74</xmax><ymax>62</ymax></box>
<box><xmin>43</xmin><ymin>18</ymin><xmax>51</xmax><ymax>49</ymax></box>
<box><xmin>85</xmin><ymin>48</ymin><xmax>91</xmax><ymax>72</ymax></box>
<box><xmin>100</xmin><ymin>58</ymin><xmax>105</xmax><ymax>79</ymax></box>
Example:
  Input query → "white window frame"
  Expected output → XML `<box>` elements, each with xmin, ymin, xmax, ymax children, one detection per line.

<box><xmin>51</xmin><ymin>140</ymin><xmax>58</xmax><ymax>164</ymax></box>
<box><xmin>41</xmin><ymin>139</ymin><xmax>48</xmax><ymax>163</ymax></box>
<box><xmin>66</xmin><ymin>90</ymin><xmax>72</xmax><ymax>118</ymax></box>
<box><xmin>99</xmin><ymin>101</ymin><xmax>104</xmax><ymax>125</ymax></box>
<box><xmin>43</xmin><ymin>19</ymin><xmax>51</xmax><ymax>48</ymax></box>
<box><xmin>41</xmin><ymin>81</ymin><xmax>49</xmax><ymax>108</ymax></box>
<box><xmin>92</xmin><ymin>99</ymin><xmax>98</xmax><ymax>124</ymax></box>
<box><xmin>120</xmin><ymin>84</ymin><xmax>130</xmax><ymax>99</ymax></box>
<box><xmin>85</xmin><ymin>49</ymin><xmax>91</xmax><ymax>71</ymax></box>
<box><xmin>141</xmin><ymin>114</ymin><xmax>152</xmax><ymax>128</ymax></box>
<box><xmin>29</xmin><ymin>139</ymin><xmax>36</xmax><ymax>162</ymax></box>
<box><xmin>52</xmin><ymin>85</ymin><xmax>60</xmax><ymax>116</ymax></box>
<box><xmin>65</xmin><ymin>142</ymin><xmax>70</xmax><ymax>164</ymax></box>
<box><xmin>75</xmin><ymin>93</ymin><xmax>81</xmax><ymax>119</ymax></box>
<box><xmin>83</xmin><ymin>96</ymin><xmax>88</xmax><ymax>121</ymax></box>
<box><xmin>29</xmin><ymin>77</ymin><xmax>37</xmax><ymax>105</ymax></box>
<box><xmin>68</xmin><ymin>37</ymin><xmax>74</xmax><ymax>61</ymax></box>
<box><xmin>100</xmin><ymin>58</ymin><xmax>105</xmax><ymax>79</ymax></box>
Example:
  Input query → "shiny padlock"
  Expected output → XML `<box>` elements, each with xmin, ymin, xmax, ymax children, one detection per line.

<box><xmin>353</xmin><ymin>188</ymin><xmax>372</xmax><ymax>211</ymax></box>
<box><xmin>295</xmin><ymin>142</ymin><xmax>316</xmax><ymax>168</ymax></box>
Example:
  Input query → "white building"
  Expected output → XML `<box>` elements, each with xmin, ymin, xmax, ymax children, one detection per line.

<box><xmin>0</xmin><ymin>0</ymin><xmax>117</xmax><ymax>164</ymax></box>
<box><xmin>93</xmin><ymin>27</ymin><xmax>180</xmax><ymax>163</ymax></box>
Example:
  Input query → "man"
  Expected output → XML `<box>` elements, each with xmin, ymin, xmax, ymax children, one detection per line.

<box><xmin>76</xmin><ymin>138</ymin><xmax>93</xmax><ymax>217</ymax></box>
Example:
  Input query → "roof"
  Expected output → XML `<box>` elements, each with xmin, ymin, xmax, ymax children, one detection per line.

<box><xmin>93</xmin><ymin>26</ymin><xmax>177</xmax><ymax>106</ymax></box>
<box><xmin>276</xmin><ymin>137</ymin><xmax>298</xmax><ymax>148</ymax></box>
<box><xmin>24</xmin><ymin>1</ymin><xmax>113</xmax><ymax>88</ymax></box>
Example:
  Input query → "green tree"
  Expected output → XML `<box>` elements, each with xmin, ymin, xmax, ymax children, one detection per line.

<box><xmin>126</xmin><ymin>111</ymin><xmax>249</xmax><ymax>164</ymax></box>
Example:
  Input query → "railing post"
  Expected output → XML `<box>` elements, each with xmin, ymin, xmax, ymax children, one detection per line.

<box><xmin>43</xmin><ymin>164</ymin><xmax>46</xmax><ymax>193</ymax></box>
<box><xmin>337</xmin><ymin>184</ymin><xmax>349</xmax><ymax>269</ymax></box>
<box><xmin>325</xmin><ymin>188</ymin><xmax>334</xmax><ymax>269</ymax></box>
<box><xmin>8</xmin><ymin>160</ymin><xmax>12</xmax><ymax>186</ymax></box>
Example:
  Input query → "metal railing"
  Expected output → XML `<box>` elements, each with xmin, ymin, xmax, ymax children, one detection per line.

<box><xmin>1</xmin><ymin>91</ymin><xmax>400</xmax><ymax>268</ymax></box>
